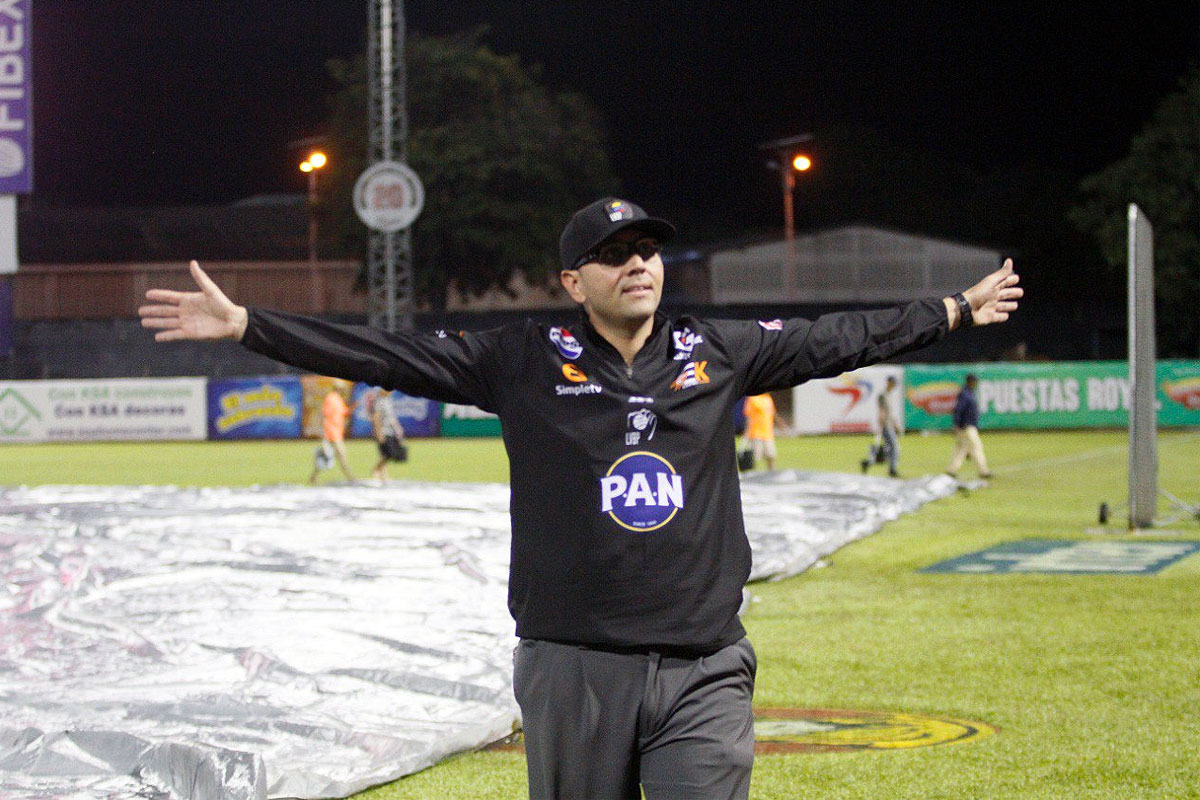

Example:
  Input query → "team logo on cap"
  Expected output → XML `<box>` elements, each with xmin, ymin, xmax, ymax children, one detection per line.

<box><xmin>672</xmin><ymin>328</ymin><xmax>704</xmax><ymax>361</ymax></box>
<box><xmin>600</xmin><ymin>451</ymin><xmax>684</xmax><ymax>531</ymax></box>
<box><xmin>549</xmin><ymin>327</ymin><xmax>584</xmax><ymax>359</ymax></box>
<box><xmin>606</xmin><ymin>200</ymin><xmax>634</xmax><ymax>222</ymax></box>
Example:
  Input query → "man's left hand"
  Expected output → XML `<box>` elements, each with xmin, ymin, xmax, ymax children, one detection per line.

<box><xmin>962</xmin><ymin>258</ymin><xmax>1023</xmax><ymax>326</ymax></box>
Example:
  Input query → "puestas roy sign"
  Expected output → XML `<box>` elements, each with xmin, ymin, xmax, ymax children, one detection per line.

<box><xmin>904</xmin><ymin>360</ymin><xmax>1200</xmax><ymax>430</ymax></box>
<box><xmin>0</xmin><ymin>0</ymin><xmax>31</xmax><ymax>194</ymax></box>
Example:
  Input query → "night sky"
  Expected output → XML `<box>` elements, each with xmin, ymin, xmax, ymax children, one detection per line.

<box><xmin>28</xmin><ymin>1</ymin><xmax>1199</xmax><ymax>234</ymax></box>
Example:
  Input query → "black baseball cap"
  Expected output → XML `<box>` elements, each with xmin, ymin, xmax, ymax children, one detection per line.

<box><xmin>559</xmin><ymin>197</ymin><xmax>676</xmax><ymax>270</ymax></box>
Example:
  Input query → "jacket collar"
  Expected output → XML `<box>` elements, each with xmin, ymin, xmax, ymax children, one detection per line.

<box><xmin>577</xmin><ymin>309</ymin><xmax>669</xmax><ymax>363</ymax></box>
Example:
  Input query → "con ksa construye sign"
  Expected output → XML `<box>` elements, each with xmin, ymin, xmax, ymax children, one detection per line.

<box><xmin>904</xmin><ymin>360</ymin><xmax>1200</xmax><ymax>430</ymax></box>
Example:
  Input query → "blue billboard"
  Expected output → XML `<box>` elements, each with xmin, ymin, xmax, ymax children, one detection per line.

<box><xmin>351</xmin><ymin>385</ymin><xmax>440</xmax><ymax>438</ymax></box>
<box><xmin>208</xmin><ymin>378</ymin><xmax>303</xmax><ymax>439</ymax></box>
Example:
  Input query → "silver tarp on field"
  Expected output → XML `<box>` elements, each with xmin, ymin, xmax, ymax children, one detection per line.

<box><xmin>0</xmin><ymin>471</ymin><xmax>955</xmax><ymax>799</ymax></box>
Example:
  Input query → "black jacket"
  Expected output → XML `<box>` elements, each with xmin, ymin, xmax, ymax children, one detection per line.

<box><xmin>242</xmin><ymin>299</ymin><xmax>948</xmax><ymax>652</ymax></box>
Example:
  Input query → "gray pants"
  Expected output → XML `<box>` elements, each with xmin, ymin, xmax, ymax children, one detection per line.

<box><xmin>881</xmin><ymin>426</ymin><xmax>899</xmax><ymax>474</ymax></box>
<box><xmin>513</xmin><ymin>637</ymin><xmax>756</xmax><ymax>800</ymax></box>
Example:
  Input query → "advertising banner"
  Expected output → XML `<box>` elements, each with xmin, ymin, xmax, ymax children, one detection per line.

<box><xmin>349</xmin><ymin>385</ymin><xmax>440</xmax><ymax>439</ymax></box>
<box><xmin>1159</xmin><ymin>361</ymin><xmax>1200</xmax><ymax>424</ymax></box>
<box><xmin>0</xmin><ymin>0</ymin><xmax>32</xmax><ymax>195</ymax></box>
<box><xmin>791</xmin><ymin>365</ymin><xmax>905</xmax><ymax>434</ymax></box>
<box><xmin>207</xmin><ymin>377</ymin><xmax>303</xmax><ymax>440</ymax></box>
<box><xmin>440</xmin><ymin>403</ymin><xmax>502</xmax><ymax>437</ymax></box>
<box><xmin>300</xmin><ymin>376</ymin><xmax>356</xmax><ymax>439</ymax></box>
<box><xmin>904</xmin><ymin>361</ymin><xmax>1200</xmax><ymax>430</ymax></box>
<box><xmin>0</xmin><ymin>378</ymin><xmax>206</xmax><ymax>442</ymax></box>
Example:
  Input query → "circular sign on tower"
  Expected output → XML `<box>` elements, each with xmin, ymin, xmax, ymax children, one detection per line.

<box><xmin>353</xmin><ymin>160</ymin><xmax>425</xmax><ymax>232</ymax></box>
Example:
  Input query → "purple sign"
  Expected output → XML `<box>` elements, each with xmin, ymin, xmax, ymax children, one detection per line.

<box><xmin>0</xmin><ymin>0</ymin><xmax>31</xmax><ymax>194</ymax></box>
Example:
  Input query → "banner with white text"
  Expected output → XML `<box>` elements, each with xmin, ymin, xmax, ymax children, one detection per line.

<box><xmin>0</xmin><ymin>378</ymin><xmax>207</xmax><ymax>442</ymax></box>
<box><xmin>440</xmin><ymin>403</ymin><xmax>502</xmax><ymax>437</ymax></box>
<box><xmin>903</xmin><ymin>360</ymin><xmax>1200</xmax><ymax>430</ymax></box>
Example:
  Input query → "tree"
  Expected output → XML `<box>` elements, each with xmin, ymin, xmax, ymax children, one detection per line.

<box><xmin>323</xmin><ymin>29</ymin><xmax>619</xmax><ymax>310</ymax></box>
<box><xmin>1070</xmin><ymin>67</ymin><xmax>1200</xmax><ymax>357</ymax></box>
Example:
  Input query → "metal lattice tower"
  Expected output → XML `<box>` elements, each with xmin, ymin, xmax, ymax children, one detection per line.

<box><xmin>366</xmin><ymin>0</ymin><xmax>413</xmax><ymax>332</ymax></box>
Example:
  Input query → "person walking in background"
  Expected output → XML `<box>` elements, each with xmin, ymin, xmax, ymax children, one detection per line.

<box><xmin>309</xmin><ymin>382</ymin><xmax>357</xmax><ymax>484</ymax></box>
<box><xmin>370</xmin><ymin>388</ymin><xmax>407</xmax><ymax>483</ymax></box>
<box><xmin>861</xmin><ymin>375</ymin><xmax>902</xmax><ymax>477</ymax></box>
<box><xmin>742</xmin><ymin>393</ymin><xmax>778</xmax><ymax>471</ymax></box>
<box><xmin>947</xmin><ymin>373</ymin><xmax>992</xmax><ymax>479</ymax></box>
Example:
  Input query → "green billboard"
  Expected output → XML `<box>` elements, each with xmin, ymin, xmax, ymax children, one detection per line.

<box><xmin>904</xmin><ymin>360</ymin><xmax>1200</xmax><ymax>430</ymax></box>
<box><xmin>440</xmin><ymin>402</ymin><xmax>503</xmax><ymax>437</ymax></box>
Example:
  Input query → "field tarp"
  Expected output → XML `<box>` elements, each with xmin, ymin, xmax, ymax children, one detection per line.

<box><xmin>0</xmin><ymin>471</ymin><xmax>955</xmax><ymax>799</ymax></box>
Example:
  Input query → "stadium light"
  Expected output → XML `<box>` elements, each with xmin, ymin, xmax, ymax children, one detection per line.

<box><xmin>300</xmin><ymin>151</ymin><xmax>330</xmax><ymax>310</ymax></box>
<box><xmin>759</xmin><ymin>134</ymin><xmax>815</xmax><ymax>297</ymax></box>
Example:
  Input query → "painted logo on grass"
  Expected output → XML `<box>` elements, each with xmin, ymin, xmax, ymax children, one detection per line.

<box><xmin>753</xmin><ymin>708</ymin><xmax>997</xmax><ymax>753</ymax></box>
<box><xmin>923</xmin><ymin>539</ymin><xmax>1200</xmax><ymax>575</ymax></box>
<box><xmin>487</xmin><ymin>708</ymin><xmax>997</xmax><ymax>753</ymax></box>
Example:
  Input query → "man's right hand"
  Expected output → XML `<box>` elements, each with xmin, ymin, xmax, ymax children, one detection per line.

<box><xmin>139</xmin><ymin>260</ymin><xmax>249</xmax><ymax>342</ymax></box>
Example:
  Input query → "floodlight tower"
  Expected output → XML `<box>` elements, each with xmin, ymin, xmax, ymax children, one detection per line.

<box><xmin>365</xmin><ymin>0</ymin><xmax>413</xmax><ymax>332</ymax></box>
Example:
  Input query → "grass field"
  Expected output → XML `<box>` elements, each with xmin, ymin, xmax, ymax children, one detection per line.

<box><xmin>3</xmin><ymin>429</ymin><xmax>1199</xmax><ymax>798</ymax></box>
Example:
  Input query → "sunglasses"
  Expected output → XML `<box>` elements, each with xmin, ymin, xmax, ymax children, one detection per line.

<box><xmin>576</xmin><ymin>237</ymin><xmax>662</xmax><ymax>268</ymax></box>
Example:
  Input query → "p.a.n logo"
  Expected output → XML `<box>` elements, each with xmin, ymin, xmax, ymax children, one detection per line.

<box><xmin>600</xmin><ymin>451</ymin><xmax>684</xmax><ymax>532</ymax></box>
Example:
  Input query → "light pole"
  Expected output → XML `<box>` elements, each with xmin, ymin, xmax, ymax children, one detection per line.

<box><xmin>299</xmin><ymin>151</ymin><xmax>327</xmax><ymax>311</ymax></box>
<box><xmin>759</xmin><ymin>134</ymin><xmax>814</xmax><ymax>298</ymax></box>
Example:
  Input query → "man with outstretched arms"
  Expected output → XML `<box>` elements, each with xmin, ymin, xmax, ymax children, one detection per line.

<box><xmin>141</xmin><ymin>197</ymin><xmax>1022</xmax><ymax>800</ymax></box>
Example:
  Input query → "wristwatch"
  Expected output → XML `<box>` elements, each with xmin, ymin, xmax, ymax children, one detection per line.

<box><xmin>953</xmin><ymin>293</ymin><xmax>974</xmax><ymax>328</ymax></box>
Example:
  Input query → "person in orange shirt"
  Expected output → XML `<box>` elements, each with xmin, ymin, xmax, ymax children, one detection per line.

<box><xmin>743</xmin><ymin>393</ymin><xmax>778</xmax><ymax>471</ymax></box>
<box><xmin>309</xmin><ymin>382</ymin><xmax>357</xmax><ymax>484</ymax></box>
